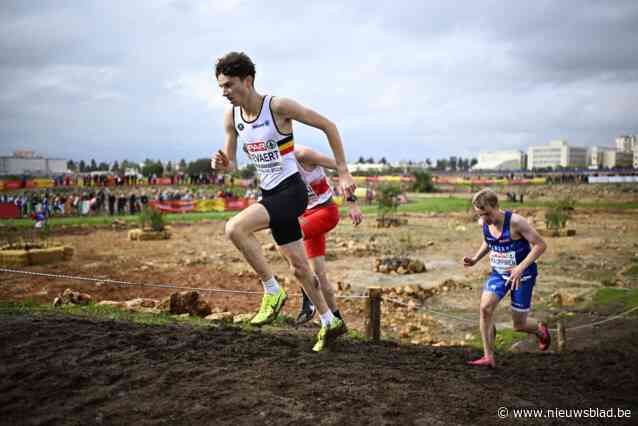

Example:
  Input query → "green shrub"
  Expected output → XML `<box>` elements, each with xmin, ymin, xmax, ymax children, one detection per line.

<box><xmin>544</xmin><ymin>197</ymin><xmax>574</xmax><ymax>232</ymax></box>
<box><xmin>138</xmin><ymin>206</ymin><xmax>165</xmax><ymax>231</ymax></box>
<box><xmin>377</xmin><ymin>183</ymin><xmax>402</xmax><ymax>221</ymax></box>
<box><xmin>411</xmin><ymin>171</ymin><xmax>434</xmax><ymax>193</ymax></box>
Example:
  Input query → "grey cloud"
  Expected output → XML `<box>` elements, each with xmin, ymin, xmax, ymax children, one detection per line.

<box><xmin>0</xmin><ymin>1</ymin><xmax>636</xmax><ymax>163</ymax></box>
<box><xmin>366</xmin><ymin>1</ymin><xmax>638</xmax><ymax>82</ymax></box>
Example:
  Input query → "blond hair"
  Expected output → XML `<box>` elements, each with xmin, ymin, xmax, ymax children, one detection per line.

<box><xmin>472</xmin><ymin>188</ymin><xmax>499</xmax><ymax>209</ymax></box>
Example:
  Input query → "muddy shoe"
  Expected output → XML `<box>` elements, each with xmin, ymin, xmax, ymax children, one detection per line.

<box><xmin>312</xmin><ymin>317</ymin><xmax>347</xmax><ymax>352</ymax></box>
<box><xmin>325</xmin><ymin>317</ymin><xmax>347</xmax><ymax>339</ymax></box>
<box><xmin>537</xmin><ymin>322</ymin><xmax>551</xmax><ymax>351</ymax></box>
<box><xmin>295</xmin><ymin>304</ymin><xmax>316</xmax><ymax>325</ymax></box>
<box><xmin>250</xmin><ymin>288</ymin><xmax>287</xmax><ymax>327</ymax></box>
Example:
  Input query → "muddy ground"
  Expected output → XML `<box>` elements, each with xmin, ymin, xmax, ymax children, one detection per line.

<box><xmin>1</xmin><ymin>312</ymin><xmax>637</xmax><ymax>425</ymax></box>
<box><xmin>1</xmin><ymin>186</ymin><xmax>638</xmax><ymax>424</ymax></box>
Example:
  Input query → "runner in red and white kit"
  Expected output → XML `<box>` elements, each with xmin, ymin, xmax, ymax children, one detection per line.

<box><xmin>212</xmin><ymin>52</ymin><xmax>357</xmax><ymax>352</ymax></box>
<box><xmin>293</xmin><ymin>146</ymin><xmax>362</xmax><ymax>335</ymax></box>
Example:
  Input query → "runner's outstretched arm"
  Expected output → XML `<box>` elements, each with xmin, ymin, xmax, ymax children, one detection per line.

<box><xmin>294</xmin><ymin>145</ymin><xmax>362</xmax><ymax>226</ymax></box>
<box><xmin>271</xmin><ymin>98</ymin><xmax>356</xmax><ymax>197</ymax></box>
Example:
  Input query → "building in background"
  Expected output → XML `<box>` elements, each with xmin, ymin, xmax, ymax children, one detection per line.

<box><xmin>527</xmin><ymin>139</ymin><xmax>587</xmax><ymax>170</ymax></box>
<box><xmin>348</xmin><ymin>163</ymin><xmax>390</xmax><ymax>173</ymax></box>
<box><xmin>0</xmin><ymin>150</ymin><xmax>68</xmax><ymax>176</ymax></box>
<box><xmin>616</xmin><ymin>135</ymin><xmax>637</xmax><ymax>153</ymax></box>
<box><xmin>472</xmin><ymin>150</ymin><xmax>526</xmax><ymax>171</ymax></box>
<box><xmin>589</xmin><ymin>146</ymin><xmax>633</xmax><ymax>169</ymax></box>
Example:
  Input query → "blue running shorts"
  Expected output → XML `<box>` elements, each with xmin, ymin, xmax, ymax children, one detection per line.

<box><xmin>483</xmin><ymin>271</ymin><xmax>536</xmax><ymax>312</ymax></box>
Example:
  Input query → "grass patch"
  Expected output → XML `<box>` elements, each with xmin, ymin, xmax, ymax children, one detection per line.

<box><xmin>0</xmin><ymin>299</ymin><xmax>215</xmax><ymax>328</ymax></box>
<box><xmin>347</xmin><ymin>329</ymin><xmax>368</xmax><ymax>341</ymax></box>
<box><xmin>354</xmin><ymin>197</ymin><xmax>638</xmax><ymax>217</ymax></box>
<box><xmin>591</xmin><ymin>288</ymin><xmax>638</xmax><ymax>314</ymax></box>
<box><xmin>3</xmin><ymin>196</ymin><xmax>637</xmax><ymax>229</ymax></box>
<box><xmin>352</xmin><ymin>197</ymin><xmax>472</xmax><ymax>215</ymax></box>
<box><xmin>467</xmin><ymin>328</ymin><xmax>529</xmax><ymax>352</ymax></box>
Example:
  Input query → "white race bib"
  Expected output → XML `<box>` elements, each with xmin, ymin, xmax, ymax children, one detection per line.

<box><xmin>246</xmin><ymin>140</ymin><xmax>283</xmax><ymax>175</ymax></box>
<box><xmin>490</xmin><ymin>251</ymin><xmax>517</xmax><ymax>273</ymax></box>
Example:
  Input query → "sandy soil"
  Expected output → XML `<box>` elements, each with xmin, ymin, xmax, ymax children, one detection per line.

<box><xmin>2</xmin><ymin>207</ymin><xmax>637</xmax><ymax>341</ymax></box>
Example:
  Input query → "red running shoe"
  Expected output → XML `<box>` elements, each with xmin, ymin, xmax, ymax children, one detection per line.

<box><xmin>537</xmin><ymin>322</ymin><xmax>551</xmax><ymax>351</ymax></box>
<box><xmin>466</xmin><ymin>356</ymin><xmax>496</xmax><ymax>368</ymax></box>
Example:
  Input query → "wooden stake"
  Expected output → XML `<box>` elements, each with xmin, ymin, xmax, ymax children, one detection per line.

<box><xmin>366</xmin><ymin>287</ymin><xmax>382</xmax><ymax>341</ymax></box>
<box><xmin>556</xmin><ymin>320</ymin><xmax>566</xmax><ymax>352</ymax></box>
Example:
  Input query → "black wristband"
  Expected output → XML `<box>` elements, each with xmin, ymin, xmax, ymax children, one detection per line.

<box><xmin>346</xmin><ymin>194</ymin><xmax>358</xmax><ymax>203</ymax></box>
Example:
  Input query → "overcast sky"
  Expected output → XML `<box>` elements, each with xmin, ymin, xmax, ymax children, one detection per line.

<box><xmin>1</xmin><ymin>0</ymin><xmax>637</xmax><ymax>164</ymax></box>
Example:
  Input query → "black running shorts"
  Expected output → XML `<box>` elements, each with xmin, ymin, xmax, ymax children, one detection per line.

<box><xmin>259</xmin><ymin>173</ymin><xmax>309</xmax><ymax>246</ymax></box>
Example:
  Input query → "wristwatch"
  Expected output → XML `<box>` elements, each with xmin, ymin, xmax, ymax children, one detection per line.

<box><xmin>346</xmin><ymin>194</ymin><xmax>358</xmax><ymax>203</ymax></box>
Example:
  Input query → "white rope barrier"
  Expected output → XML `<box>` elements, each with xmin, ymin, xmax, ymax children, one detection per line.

<box><xmin>383</xmin><ymin>296</ymin><xmax>477</xmax><ymax>323</ymax></box>
<box><xmin>1</xmin><ymin>267</ymin><xmax>635</xmax><ymax>332</ymax></box>
<box><xmin>0</xmin><ymin>267</ymin><xmax>367</xmax><ymax>299</ymax></box>
<box><xmin>382</xmin><ymin>294</ymin><xmax>638</xmax><ymax>332</ymax></box>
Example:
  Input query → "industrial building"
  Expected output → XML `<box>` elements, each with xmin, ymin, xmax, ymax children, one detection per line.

<box><xmin>527</xmin><ymin>140</ymin><xmax>587</xmax><ymax>170</ymax></box>
<box><xmin>0</xmin><ymin>150</ymin><xmax>68</xmax><ymax>176</ymax></box>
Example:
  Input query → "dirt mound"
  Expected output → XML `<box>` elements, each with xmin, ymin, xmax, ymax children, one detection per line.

<box><xmin>1</xmin><ymin>313</ymin><xmax>637</xmax><ymax>425</ymax></box>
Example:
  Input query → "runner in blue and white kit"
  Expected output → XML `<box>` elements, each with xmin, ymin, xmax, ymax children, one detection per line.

<box><xmin>463</xmin><ymin>188</ymin><xmax>550</xmax><ymax>368</ymax></box>
<box><xmin>212</xmin><ymin>52</ymin><xmax>357</xmax><ymax>352</ymax></box>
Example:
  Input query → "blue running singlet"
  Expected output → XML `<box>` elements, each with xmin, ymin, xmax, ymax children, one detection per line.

<box><xmin>482</xmin><ymin>211</ymin><xmax>537</xmax><ymax>312</ymax></box>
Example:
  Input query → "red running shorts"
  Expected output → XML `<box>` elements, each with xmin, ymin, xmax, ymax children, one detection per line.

<box><xmin>301</xmin><ymin>201</ymin><xmax>339</xmax><ymax>258</ymax></box>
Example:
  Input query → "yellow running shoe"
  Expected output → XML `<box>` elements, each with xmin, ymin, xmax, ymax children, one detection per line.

<box><xmin>312</xmin><ymin>317</ymin><xmax>347</xmax><ymax>352</ymax></box>
<box><xmin>250</xmin><ymin>288</ymin><xmax>287</xmax><ymax>326</ymax></box>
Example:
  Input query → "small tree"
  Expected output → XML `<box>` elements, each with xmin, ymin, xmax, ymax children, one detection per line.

<box><xmin>142</xmin><ymin>159</ymin><xmax>164</xmax><ymax>177</ymax></box>
<box><xmin>138</xmin><ymin>206</ymin><xmax>165</xmax><ymax>231</ymax></box>
<box><xmin>377</xmin><ymin>183</ymin><xmax>402</xmax><ymax>223</ymax></box>
<box><xmin>411</xmin><ymin>170</ymin><xmax>434</xmax><ymax>193</ymax></box>
<box><xmin>187</xmin><ymin>158</ymin><xmax>212</xmax><ymax>175</ymax></box>
<box><xmin>544</xmin><ymin>197</ymin><xmax>575</xmax><ymax>233</ymax></box>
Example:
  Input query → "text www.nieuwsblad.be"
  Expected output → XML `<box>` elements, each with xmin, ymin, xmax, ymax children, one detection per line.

<box><xmin>497</xmin><ymin>407</ymin><xmax>632</xmax><ymax>420</ymax></box>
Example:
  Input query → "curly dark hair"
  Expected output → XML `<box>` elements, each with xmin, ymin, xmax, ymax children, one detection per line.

<box><xmin>215</xmin><ymin>52</ymin><xmax>256</xmax><ymax>83</ymax></box>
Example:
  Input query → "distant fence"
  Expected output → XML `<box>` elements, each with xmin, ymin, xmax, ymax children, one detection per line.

<box><xmin>0</xmin><ymin>176</ymin><xmax>254</xmax><ymax>192</ymax></box>
<box><xmin>434</xmin><ymin>177</ymin><xmax>546</xmax><ymax>185</ymax></box>
<box><xmin>588</xmin><ymin>176</ymin><xmax>638</xmax><ymax>184</ymax></box>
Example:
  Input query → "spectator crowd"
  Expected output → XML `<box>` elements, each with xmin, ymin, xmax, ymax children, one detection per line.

<box><xmin>0</xmin><ymin>185</ymin><xmax>253</xmax><ymax>218</ymax></box>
